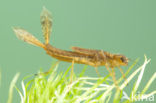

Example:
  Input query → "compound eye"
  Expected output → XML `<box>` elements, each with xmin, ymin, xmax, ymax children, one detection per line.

<box><xmin>120</xmin><ymin>57</ymin><xmax>125</xmax><ymax>63</ymax></box>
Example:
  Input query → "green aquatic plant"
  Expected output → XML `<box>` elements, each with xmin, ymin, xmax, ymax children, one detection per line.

<box><xmin>7</xmin><ymin>73</ymin><xmax>20</xmax><ymax>103</ymax></box>
<box><xmin>8</xmin><ymin>56</ymin><xmax>155</xmax><ymax>103</ymax></box>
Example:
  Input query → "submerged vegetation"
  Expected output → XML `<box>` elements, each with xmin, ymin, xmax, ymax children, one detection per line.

<box><xmin>7</xmin><ymin>56</ymin><xmax>156</xmax><ymax>103</ymax></box>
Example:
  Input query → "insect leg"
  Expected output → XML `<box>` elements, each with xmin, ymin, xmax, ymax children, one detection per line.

<box><xmin>105</xmin><ymin>65</ymin><xmax>120</xmax><ymax>90</ymax></box>
<box><xmin>70</xmin><ymin>60</ymin><xmax>75</xmax><ymax>83</ymax></box>
<box><xmin>118</xmin><ymin>67</ymin><xmax>128</xmax><ymax>85</ymax></box>
<box><xmin>93</xmin><ymin>52</ymin><xmax>102</xmax><ymax>77</ymax></box>
<box><xmin>35</xmin><ymin>61</ymin><xmax>59</xmax><ymax>76</ymax></box>
<box><xmin>111</xmin><ymin>68</ymin><xmax>120</xmax><ymax>91</ymax></box>
<box><xmin>94</xmin><ymin>67</ymin><xmax>101</xmax><ymax>77</ymax></box>
<box><xmin>105</xmin><ymin>65</ymin><xmax>112</xmax><ymax>76</ymax></box>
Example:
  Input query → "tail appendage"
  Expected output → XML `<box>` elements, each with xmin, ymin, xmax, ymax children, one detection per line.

<box><xmin>40</xmin><ymin>7</ymin><xmax>52</xmax><ymax>44</ymax></box>
<box><xmin>13</xmin><ymin>27</ymin><xmax>45</xmax><ymax>48</ymax></box>
<box><xmin>13</xmin><ymin>7</ymin><xmax>52</xmax><ymax>48</ymax></box>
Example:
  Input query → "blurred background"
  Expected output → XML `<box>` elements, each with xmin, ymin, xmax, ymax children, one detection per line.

<box><xmin>0</xmin><ymin>0</ymin><xmax>156</xmax><ymax>102</ymax></box>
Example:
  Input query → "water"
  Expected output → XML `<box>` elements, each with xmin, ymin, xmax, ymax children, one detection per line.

<box><xmin>0</xmin><ymin>0</ymin><xmax>155</xmax><ymax>102</ymax></box>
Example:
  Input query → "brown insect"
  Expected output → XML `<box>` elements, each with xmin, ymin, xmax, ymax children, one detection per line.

<box><xmin>13</xmin><ymin>7</ymin><xmax>128</xmax><ymax>89</ymax></box>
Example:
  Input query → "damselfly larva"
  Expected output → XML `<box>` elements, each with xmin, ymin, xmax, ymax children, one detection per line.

<box><xmin>13</xmin><ymin>7</ymin><xmax>129</xmax><ymax>90</ymax></box>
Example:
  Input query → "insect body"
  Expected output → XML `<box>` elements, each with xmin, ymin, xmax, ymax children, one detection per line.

<box><xmin>46</xmin><ymin>44</ymin><xmax>128</xmax><ymax>67</ymax></box>
<box><xmin>13</xmin><ymin>7</ymin><xmax>128</xmax><ymax>89</ymax></box>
